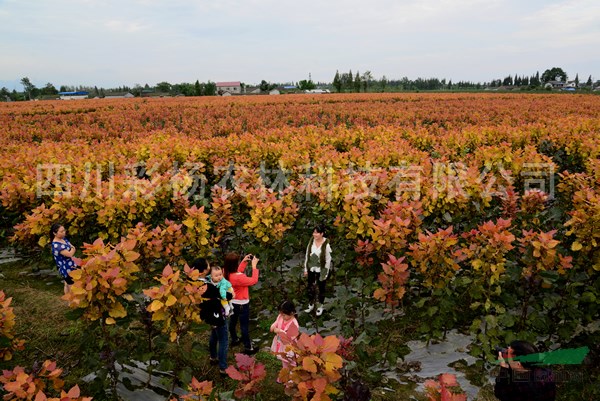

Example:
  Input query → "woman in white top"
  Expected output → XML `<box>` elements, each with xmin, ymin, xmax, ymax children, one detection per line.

<box><xmin>303</xmin><ymin>224</ymin><xmax>332</xmax><ymax>316</ymax></box>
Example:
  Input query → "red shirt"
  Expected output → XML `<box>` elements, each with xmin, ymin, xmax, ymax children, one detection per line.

<box><xmin>228</xmin><ymin>261</ymin><xmax>259</xmax><ymax>302</ymax></box>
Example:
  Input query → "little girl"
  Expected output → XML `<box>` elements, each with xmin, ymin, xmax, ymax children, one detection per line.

<box><xmin>270</xmin><ymin>300</ymin><xmax>299</xmax><ymax>370</ymax></box>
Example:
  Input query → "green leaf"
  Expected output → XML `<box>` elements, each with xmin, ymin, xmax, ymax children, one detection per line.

<box><xmin>469</xmin><ymin>344</ymin><xmax>482</xmax><ymax>357</ymax></box>
<box><xmin>178</xmin><ymin>367</ymin><xmax>192</xmax><ymax>385</ymax></box>
<box><xmin>581</xmin><ymin>292</ymin><xmax>597</xmax><ymax>303</ymax></box>
<box><xmin>427</xmin><ymin>306</ymin><xmax>439</xmax><ymax>317</ymax></box>
<box><xmin>387</xmin><ymin>351</ymin><xmax>398</xmax><ymax>366</ymax></box>
<box><xmin>470</xmin><ymin>302</ymin><xmax>481</xmax><ymax>310</ymax></box>
<box><xmin>415</xmin><ymin>298</ymin><xmax>428</xmax><ymax>308</ymax></box>
<box><xmin>485</xmin><ymin>314</ymin><xmax>498</xmax><ymax>328</ymax></box>
<box><xmin>470</xmin><ymin>319</ymin><xmax>482</xmax><ymax>332</ymax></box>
<box><xmin>499</xmin><ymin>314</ymin><xmax>515</xmax><ymax>328</ymax></box>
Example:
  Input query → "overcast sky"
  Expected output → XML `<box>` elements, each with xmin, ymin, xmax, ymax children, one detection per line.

<box><xmin>1</xmin><ymin>0</ymin><xmax>598</xmax><ymax>89</ymax></box>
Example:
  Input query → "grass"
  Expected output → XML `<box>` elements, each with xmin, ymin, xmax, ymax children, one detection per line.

<box><xmin>0</xmin><ymin>260</ymin><xmax>87</xmax><ymax>374</ymax></box>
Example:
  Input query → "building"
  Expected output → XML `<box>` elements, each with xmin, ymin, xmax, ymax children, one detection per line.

<box><xmin>544</xmin><ymin>80</ymin><xmax>576</xmax><ymax>90</ymax></box>
<box><xmin>305</xmin><ymin>89</ymin><xmax>330</xmax><ymax>94</ymax></box>
<box><xmin>104</xmin><ymin>92</ymin><xmax>134</xmax><ymax>99</ymax></box>
<box><xmin>216</xmin><ymin>81</ymin><xmax>242</xmax><ymax>95</ymax></box>
<box><xmin>58</xmin><ymin>91</ymin><xmax>89</xmax><ymax>100</ymax></box>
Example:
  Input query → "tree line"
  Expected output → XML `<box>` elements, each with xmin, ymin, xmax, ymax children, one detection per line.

<box><xmin>1</xmin><ymin>79</ymin><xmax>220</xmax><ymax>101</ymax></box>
<box><xmin>2</xmin><ymin>67</ymin><xmax>598</xmax><ymax>101</ymax></box>
<box><xmin>330</xmin><ymin>67</ymin><xmax>598</xmax><ymax>93</ymax></box>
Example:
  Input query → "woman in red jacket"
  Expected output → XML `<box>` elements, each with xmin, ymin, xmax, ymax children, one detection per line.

<box><xmin>224</xmin><ymin>252</ymin><xmax>260</xmax><ymax>354</ymax></box>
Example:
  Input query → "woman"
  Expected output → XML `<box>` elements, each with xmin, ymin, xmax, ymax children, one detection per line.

<box><xmin>224</xmin><ymin>252</ymin><xmax>259</xmax><ymax>355</ymax></box>
<box><xmin>50</xmin><ymin>223</ymin><xmax>78</xmax><ymax>293</ymax></box>
<box><xmin>495</xmin><ymin>340</ymin><xmax>556</xmax><ymax>401</ymax></box>
<box><xmin>303</xmin><ymin>224</ymin><xmax>332</xmax><ymax>316</ymax></box>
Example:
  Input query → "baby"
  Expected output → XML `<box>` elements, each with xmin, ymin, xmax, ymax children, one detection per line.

<box><xmin>210</xmin><ymin>265</ymin><xmax>234</xmax><ymax>316</ymax></box>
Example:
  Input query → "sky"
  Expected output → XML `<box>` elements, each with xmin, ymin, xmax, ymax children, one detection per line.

<box><xmin>0</xmin><ymin>0</ymin><xmax>599</xmax><ymax>89</ymax></box>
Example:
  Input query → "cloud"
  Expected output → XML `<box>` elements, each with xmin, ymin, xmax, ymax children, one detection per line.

<box><xmin>516</xmin><ymin>0</ymin><xmax>600</xmax><ymax>47</ymax></box>
<box><xmin>104</xmin><ymin>19</ymin><xmax>148</xmax><ymax>33</ymax></box>
<box><xmin>0</xmin><ymin>0</ymin><xmax>598</xmax><ymax>86</ymax></box>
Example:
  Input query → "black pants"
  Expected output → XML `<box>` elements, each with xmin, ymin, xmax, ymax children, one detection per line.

<box><xmin>229</xmin><ymin>303</ymin><xmax>252</xmax><ymax>350</ymax></box>
<box><xmin>307</xmin><ymin>270</ymin><xmax>326</xmax><ymax>304</ymax></box>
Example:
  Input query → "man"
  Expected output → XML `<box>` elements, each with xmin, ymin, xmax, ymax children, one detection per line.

<box><xmin>190</xmin><ymin>258</ymin><xmax>231</xmax><ymax>375</ymax></box>
<box><xmin>495</xmin><ymin>340</ymin><xmax>556</xmax><ymax>401</ymax></box>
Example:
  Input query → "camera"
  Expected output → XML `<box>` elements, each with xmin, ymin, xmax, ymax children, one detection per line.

<box><xmin>494</xmin><ymin>346</ymin><xmax>508</xmax><ymax>358</ymax></box>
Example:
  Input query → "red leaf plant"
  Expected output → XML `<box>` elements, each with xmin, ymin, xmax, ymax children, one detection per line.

<box><xmin>424</xmin><ymin>373</ymin><xmax>467</xmax><ymax>401</ymax></box>
<box><xmin>225</xmin><ymin>353</ymin><xmax>267</xmax><ymax>399</ymax></box>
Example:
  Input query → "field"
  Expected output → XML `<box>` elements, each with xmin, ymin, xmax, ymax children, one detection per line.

<box><xmin>0</xmin><ymin>93</ymin><xmax>599</xmax><ymax>400</ymax></box>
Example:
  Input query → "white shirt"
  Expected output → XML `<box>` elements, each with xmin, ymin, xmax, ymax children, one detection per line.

<box><xmin>305</xmin><ymin>240</ymin><xmax>332</xmax><ymax>273</ymax></box>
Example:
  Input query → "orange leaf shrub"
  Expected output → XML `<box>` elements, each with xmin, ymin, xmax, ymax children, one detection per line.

<box><xmin>518</xmin><ymin>230</ymin><xmax>573</xmax><ymax>279</ymax></box>
<box><xmin>0</xmin><ymin>291</ymin><xmax>25</xmax><ymax>361</ymax></box>
<box><xmin>172</xmin><ymin>378</ymin><xmax>217</xmax><ymax>401</ymax></box>
<box><xmin>143</xmin><ymin>265</ymin><xmax>206</xmax><ymax>342</ymax></box>
<box><xmin>0</xmin><ymin>361</ymin><xmax>91</xmax><ymax>401</ymax></box>
<box><xmin>242</xmin><ymin>183</ymin><xmax>298</xmax><ymax>244</ymax></box>
<box><xmin>278</xmin><ymin>333</ymin><xmax>344</xmax><ymax>401</ymax></box>
<box><xmin>373</xmin><ymin>255</ymin><xmax>410</xmax><ymax>308</ymax></box>
<box><xmin>62</xmin><ymin>238</ymin><xmax>140</xmax><ymax>324</ymax></box>
<box><xmin>408</xmin><ymin>227</ymin><xmax>463</xmax><ymax>289</ymax></box>
<box><xmin>182</xmin><ymin>205</ymin><xmax>211</xmax><ymax>257</ymax></box>
<box><xmin>461</xmin><ymin>219</ymin><xmax>515</xmax><ymax>287</ymax></box>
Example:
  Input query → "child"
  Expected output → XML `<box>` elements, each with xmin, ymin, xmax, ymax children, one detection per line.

<box><xmin>270</xmin><ymin>300</ymin><xmax>300</xmax><ymax>371</ymax></box>
<box><xmin>210</xmin><ymin>265</ymin><xmax>234</xmax><ymax>316</ymax></box>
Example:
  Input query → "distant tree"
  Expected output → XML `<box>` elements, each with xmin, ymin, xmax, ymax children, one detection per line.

<box><xmin>399</xmin><ymin>76</ymin><xmax>410</xmax><ymax>90</ymax></box>
<box><xmin>447</xmin><ymin>79</ymin><xmax>452</xmax><ymax>89</ymax></box>
<box><xmin>259</xmin><ymin>80</ymin><xmax>270</xmax><ymax>92</ymax></box>
<box><xmin>354</xmin><ymin>71</ymin><xmax>362</xmax><ymax>93</ymax></box>
<box><xmin>20</xmin><ymin>77</ymin><xmax>36</xmax><ymax>100</ymax></box>
<box><xmin>574</xmin><ymin>73</ymin><xmax>579</xmax><ymax>87</ymax></box>
<box><xmin>172</xmin><ymin>82</ymin><xmax>194</xmax><ymax>96</ymax></box>
<box><xmin>133</xmin><ymin>84</ymin><xmax>143</xmax><ymax>96</ymax></box>
<box><xmin>94</xmin><ymin>86</ymin><xmax>100</xmax><ymax>97</ymax></box>
<box><xmin>362</xmin><ymin>71</ymin><xmax>373</xmax><ymax>92</ymax></box>
<box><xmin>586</xmin><ymin>75</ymin><xmax>593</xmax><ymax>87</ymax></box>
<box><xmin>0</xmin><ymin>87</ymin><xmax>10</xmax><ymax>101</ymax></box>
<box><xmin>298</xmin><ymin>79</ymin><xmax>316</xmax><ymax>90</ymax></box>
<box><xmin>380</xmin><ymin>75</ymin><xmax>388</xmax><ymax>92</ymax></box>
<box><xmin>41</xmin><ymin>82</ymin><xmax>58</xmax><ymax>95</ymax></box>
<box><xmin>333</xmin><ymin>71</ymin><xmax>342</xmax><ymax>93</ymax></box>
<box><xmin>347</xmin><ymin>69</ymin><xmax>353</xmax><ymax>92</ymax></box>
<box><xmin>541</xmin><ymin>67</ymin><xmax>567</xmax><ymax>83</ymax></box>
<box><xmin>529</xmin><ymin>74</ymin><xmax>536</xmax><ymax>86</ymax></box>
<box><xmin>205</xmin><ymin>81</ymin><xmax>216</xmax><ymax>96</ymax></box>
<box><xmin>194</xmin><ymin>80</ymin><xmax>202</xmax><ymax>96</ymax></box>
<box><xmin>156</xmin><ymin>81</ymin><xmax>172</xmax><ymax>93</ymax></box>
